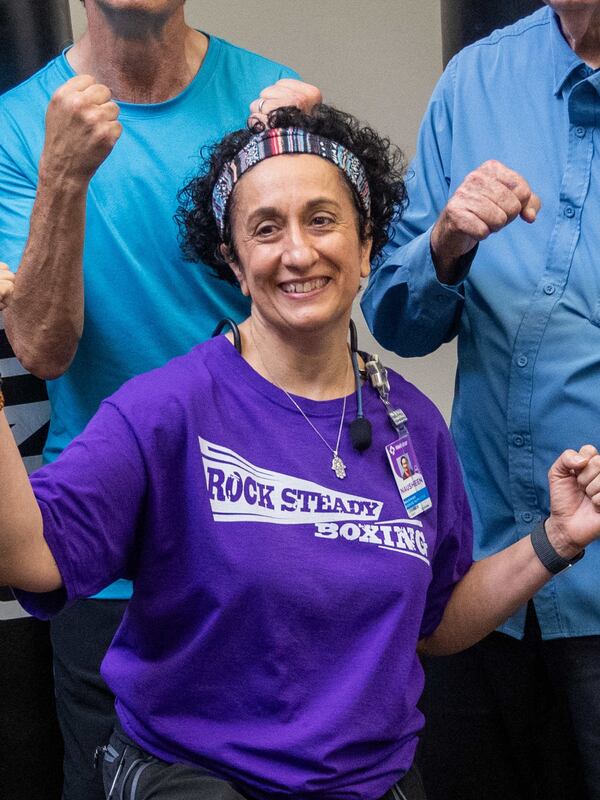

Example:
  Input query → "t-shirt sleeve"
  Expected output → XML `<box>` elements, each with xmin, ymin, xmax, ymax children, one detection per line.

<box><xmin>418</xmin><ymin>434</ymin><xmax>473</xmax><ymax>639</ymax></box>
<box><xmin>277</xmin><ymin>64</ymin><xmax>301</xmax><ymax>81</ymax></box>
<box><xmin>15</xmin><ymin>400</ymin><xmax>147</xmax><ymax>619</ymax></box>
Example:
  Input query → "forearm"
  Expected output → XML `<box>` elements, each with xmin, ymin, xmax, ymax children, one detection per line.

<box><xmin>0</xmin><ymin>409</ymin><xmax>59</xmax><ymax>591</ymax></box>
<box><xmin>4</xmin><ymin>163</ymin><xmax>88</xmax><ymax>379</ymax></box>
<box><xmin>362</xmin><ymin>229</ymin><xmax>464</xmax><ymax>357</ymax></box>
<box><xmin>420</xmin><ymin>535</ymin><xmax>550</xmax><ymax>657</ymax></box>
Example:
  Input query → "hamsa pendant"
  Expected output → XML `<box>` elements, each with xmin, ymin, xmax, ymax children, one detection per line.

<box><xmin>331</xmin><ymin>454</ymin><xmax>347</xmax><ymax>479</ymax></box>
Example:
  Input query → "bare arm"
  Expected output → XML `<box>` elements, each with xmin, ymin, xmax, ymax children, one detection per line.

<box><xmin>4</xmin><ymin>169</ymin><xmax>88</xmax><ymax>379</ymax></box>
<box><xmin>421</xmin><ymin>447</ymin><xmax>600</xmax><ymax>656</ymax></box>
<box><xmin>0</xmin><ymin>299</ymin><xmax>146</xmax><ymax>596</ymax></box>
<box><xmin>0</xmin><ymin>408</ymin><xmax>61</xmax><ymax>592</ymax></box>
<box><xmin>3</xmin><ymin>75</ymin><xmax>121</xmax><ymax>379</ymax></box>
<box><xmin>419</xmin><ymin>536</ymin><xmax>549</xmax><ymax>656</ymax></box>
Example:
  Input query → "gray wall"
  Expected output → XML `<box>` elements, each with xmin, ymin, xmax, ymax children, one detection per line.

<box><xmin>69</xmin><ymin>1</ymin><xmax>456</xmax><ymax>420</ymax></box>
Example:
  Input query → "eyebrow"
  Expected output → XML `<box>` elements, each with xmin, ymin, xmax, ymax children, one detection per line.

<box><xmin>245</xmin><ymin>197</ymin><xmax>342</xmax><ymax>227</ymax></box>
<box><xmin>304</xmin><ymin>197</ymin><xmax>342</xmax><ymax>210</ymax></box>
<box><xmin>245</xmin><ymin>206</ymin><xmax>280</xmax><ymax>227</ymax></box>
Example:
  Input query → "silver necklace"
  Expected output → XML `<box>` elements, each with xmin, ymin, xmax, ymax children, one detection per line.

<box><xmin>251</xmin><ymin>330</ymin><xmax>349</xmax><ymax>479</ymax></box>
<box><xmin>282</xmin><ymin>387</ymin><xmax>348</xmax><ymax>479</ymax></box>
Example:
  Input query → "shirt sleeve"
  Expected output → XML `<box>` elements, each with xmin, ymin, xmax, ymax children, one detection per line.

<box><xmin>277</xmin><ymin>65</ymin><xmax>302</xmax><ymax>80</ymax></box>
<box><xmin>418</xmin><ymin>431</ymin><xmax>474</xmax><ymax>639</ymax></box>
<box><xmin>0</xmin><ymin>108</ymin><xmax>38</xmax><ymax>273</ymax></box>
<box><xmin>361</xmin><ymin>58</ymin><xmax>468</xmax><ymax>357</ymax></box>
<box><xmin>14</xmin><ymin>400</ymin><xmax>147</xmax><ymax>619</ymax></box>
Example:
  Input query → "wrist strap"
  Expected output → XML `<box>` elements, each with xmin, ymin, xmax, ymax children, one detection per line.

<box><xmin>530</xmin><ymin>518</ymin><xmax>585</xmax><ymax>575</ymax></box>
<box><xmin>0</xmin><ymin>374</ymin><xmax>4</xmax><ymax>413</ymax></box>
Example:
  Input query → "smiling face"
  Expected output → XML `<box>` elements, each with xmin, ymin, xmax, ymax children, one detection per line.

<box><xmin>225</xmin><ymin>154</ymin><xmax>371</xmax><ymax>341</ymax></box>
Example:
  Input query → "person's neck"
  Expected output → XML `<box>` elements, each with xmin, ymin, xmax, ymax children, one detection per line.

<box><xmin>238</xmin><ymin>316</ymin><xmax>354</xmax><ymax>401</ymax></box>
<box><xmin>557</xmin><ymin>8</ymin><xmax>600</xmax><ymax>68</ymax></box>
<box><xmin>67</xmin><ymin>5</ymin><xmax>208</xmax><ymax>103</ymax></box>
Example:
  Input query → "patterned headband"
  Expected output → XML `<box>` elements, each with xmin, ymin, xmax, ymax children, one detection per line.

<box><xmin>211</xmin><ymin>127</ymin><xmax>371</xmax><ymax>236</ymax></box>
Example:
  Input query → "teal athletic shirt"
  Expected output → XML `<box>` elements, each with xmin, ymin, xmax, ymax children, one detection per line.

<box><xmin>0</xmin><ymin>35</ymin><xmax>298</xmax><ymax>599</ymax></box>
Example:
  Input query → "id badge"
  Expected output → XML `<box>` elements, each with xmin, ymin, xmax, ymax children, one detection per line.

<box><xmin>385</xmin><ymin>429</ymin><xmax>432</xmax><ymax>518</ymax></box>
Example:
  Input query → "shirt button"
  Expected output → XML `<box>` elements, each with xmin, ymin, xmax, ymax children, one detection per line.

<box><xmin>544</xmin><ymin>283</ymin><xmax>555</xmax><ymax>295</ymax></box>
<box><xmin>513</xmin><ymin>435</ymin><xmax>524</xmax><ymax>447</ymax></box>
<box><xmin>522</xmin><ymin>511</ymin><xmax>534</xmax><ymax>523</ymax></box>
<box><xmin>564</xmin><ymin>205</ymin><xmax>575</xmax><ymax>218</ymax></box>
<box><xmin>517</xmin><ymin>354</ymin><xmax>528</xmax><ymax>367</ymax></box>
<box><xmin>575</xmin><ymin>126</ymin><xmax>585</xmax><ymax>137</ymax></box>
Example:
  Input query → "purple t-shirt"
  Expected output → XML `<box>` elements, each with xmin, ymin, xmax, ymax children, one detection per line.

<box><xmin>19</xmin><ymin>336</ymin><xmax>472</xmax><ymax>799</ymax></box>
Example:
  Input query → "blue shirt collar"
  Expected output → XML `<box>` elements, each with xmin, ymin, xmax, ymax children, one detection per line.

<box><xmin>550</xmin><ymin>9</ymin><xmax>587</xmax><ymax>94</ymax></box>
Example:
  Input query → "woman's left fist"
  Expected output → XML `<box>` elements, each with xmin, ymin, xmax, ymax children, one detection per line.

<box><xmin>546</xmin><ymin>445</ymin><xmax>600</xmax><ymax>558</ymax></box>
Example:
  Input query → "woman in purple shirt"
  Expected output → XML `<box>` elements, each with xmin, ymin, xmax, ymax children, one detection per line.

<box><xmin>1</xmin><ymin>106</ymin><xmax>599</xmax><ymax>800</ymax></box>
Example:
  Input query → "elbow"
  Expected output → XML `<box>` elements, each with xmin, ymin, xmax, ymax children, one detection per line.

<box><xmin>417</xmin><ymin>634</ymin><xmax>463</xmax><ymax>658</ymax></box>
<box><xmin>362</xmin><ymin>290</ymin><xmax>445</xmax><ymax>358</ymax></box>
<box><xmin>9</xmin><ymin>334</ymin><xmax>77</xmax><ymax>380</ymax></box>
<box><xmin>18</xmin><ymin>349</ymin><xmax>75</xmax><ymax>380</ymax></box>
<box><xmin>371</xmin><ymin>318</ymin><xmax>445</xmax><ymax>359</ymax></box>
<box><xmin>418</xmin><ymin>638</ymin><xmax>456</xmax><ymax>658</ymax></box>
<box><xmin>417</xmin><ymin>636</ymin><xmax>441</xmax><ymax>658</ymax></box>
<box><xmin>4</xmin><ymin>314</ymin><xmax>80</xmax><ymax>379</ymax></box>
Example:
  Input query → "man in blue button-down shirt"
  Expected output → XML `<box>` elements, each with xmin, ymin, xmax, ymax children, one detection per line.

<box><xmin>363</xmin><ymin>2</ymin><xmax>600</xmax><ymax>799</ymax></box>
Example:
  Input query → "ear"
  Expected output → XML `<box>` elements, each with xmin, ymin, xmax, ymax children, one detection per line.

<box><xmin>359</xmin><ymin>235</ymin><xmax>372</xmax><ymax>280</ymax></box>
<box><xmin>220</xmin><ymin>244</ymin><xmax>249</xmax><ymax>296</ymax></box>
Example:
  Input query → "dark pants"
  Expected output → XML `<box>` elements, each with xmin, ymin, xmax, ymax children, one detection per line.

<box><xmin>103</xmin><ymin>724</ymin><xmax>427</xmax><ymax>800</ymax></box>
<box><xmin>51</xmin><ymin>599</ymin><xmax>128</xmax><ymax>800</ymax></box>
<box><xmin>0</xmin><ymin>616</ymin><xmax>63</xmax><ymax>800</ymax></box>
<box><xmin>418</xmin><ymin>602</ymin><xmax>600</xmax><ymax>800</ymax></box>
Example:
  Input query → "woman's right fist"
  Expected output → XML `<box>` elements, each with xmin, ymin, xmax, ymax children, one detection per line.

<box><xmin>0</xmin><ymin>263</ymin><xmax>15</xmax><ymax>311</ymax></box>
<box><xmin>0</xmin><ymin>261</ymin><xmax>15</xmax><ymax>311</ymax></box>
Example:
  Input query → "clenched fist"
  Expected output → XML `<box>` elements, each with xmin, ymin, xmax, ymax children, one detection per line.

<box><xmin>546</xmin><ymin>445</ymin><xmax>600</xmax><ymax>560</ymax></box>
<box><xmin>249</xmin><ymin>79</ymin><xmax>322</xmax><ymax>126</ymax></box>
<box><xmin>0</xmin><ymin>262</ymin><xmax>15</xmax><ymax>311</ymax></box>
<box><xmin>41</xmin><ymin>75</ymin><xmax>122</xmax><ymax>182</ymax></box>
<box><xmin>431</xmin><ymin>160</ymin><xmax>541</xmax><ymax>284</ymax></box>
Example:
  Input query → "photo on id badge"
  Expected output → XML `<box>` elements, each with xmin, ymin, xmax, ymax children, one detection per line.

<box><xmin>385</xmin><ymin>431</ymin><xmax>432</xmax><ymax>518</ymax></box>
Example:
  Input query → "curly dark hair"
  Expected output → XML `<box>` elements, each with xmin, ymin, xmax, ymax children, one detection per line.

<box><xmin>176</xmin><ymin>104</ymin><xmax>407</xmax><ymax>284</ymax></box>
